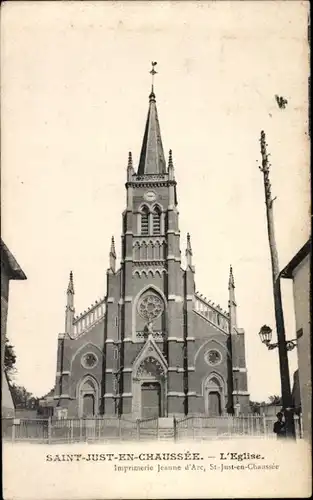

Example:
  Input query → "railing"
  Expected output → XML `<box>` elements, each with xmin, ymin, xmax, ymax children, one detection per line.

<box><xmin>194</xmin><ymin>293</ymin><xmax>229</xmax><ymax>333</ymax></box>
<box><xmin>137</xmin><ymin>416</ymin><xmax>159</xmax><ymax>441</ymax></box>
<box><xmin>134</xmin><ymin>174</ymin><xmax>167</xmax><ymax>182</ymax></box>
<box><xmin>174</xmin><ymin>414</ymin><xmax>303</xmax><ymax>440</ymax></box>
<box><xmin>50</xmin><ymin>417</ymin><xmax>138</xmax><ymax>443</ymax></box>
<box><xmin>71</xmin><ymin>292</ymin><xmax>229</xmax><ymax>338</ymax></box>
<box><xmin>73</xmin><ymin>300</ymin><xmax>106</xmax><ymax>337</ymax></box>
<box><xmin>136</xmin><ymin>331</ymin><xmax>164</xmax><ymax>341</ymax></box>
<box><xmin>2</xmin><ymin>418</ymin><xmax>49</xmax><ymax>442</ymax></box>
<box><xmin>2</xmin><ymin>414</ymin><xmax>303</xmax><ymax>443</ymax></box>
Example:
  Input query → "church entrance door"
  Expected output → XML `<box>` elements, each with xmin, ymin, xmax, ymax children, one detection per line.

<box><xmin>208</xmin><ymin>391</ymin><xmax>221</xmax><ymax>416</ymax></box>
<box><xmin>141</xmin><ymin>382</ymin><xmax>161</xmax><ymax>418</ymax></box>
<box><xmin>83</xmin><ymin>394</ymin><xmax>95</xmax><ymax>417</ymax></box>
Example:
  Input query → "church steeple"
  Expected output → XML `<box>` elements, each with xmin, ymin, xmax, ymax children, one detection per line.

<box><xmin>137</xmin><ymin>63</ymin><xmax>166</xmax><ymax>175</ymax></box>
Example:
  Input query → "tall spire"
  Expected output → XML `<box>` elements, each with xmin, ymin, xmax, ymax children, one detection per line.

<box><xmin>137</xmin><ymin>62</ymin><xmax>166</xmax><ymax>175</ymax></box>
<box><xmin>228</xmin><ymin>265</ymin><xmax>237</xmax><ymax>330</ymax></box>
<box><xmin>65</xmin><ymin>271</ymin><xmax>75</xmax><ymax>335</ymax></box>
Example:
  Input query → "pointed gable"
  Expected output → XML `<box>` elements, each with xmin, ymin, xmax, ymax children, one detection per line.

<box><xmin>137</xmin><ymin>90</ymin><xmax>166</xmax><ymax>175</ymax></box>
<box><xmin>133</xmin><ymin>334</ymin><xmax>168</xmax><ymax>377</ymax></box>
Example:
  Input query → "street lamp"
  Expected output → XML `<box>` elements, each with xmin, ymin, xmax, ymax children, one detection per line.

<box><xmin>259</xmin><ymin>325</ymin><xmax>298</xmax><ymax>351</ymax></box>
<box><xmin>258</xmin><ymin>324</ymin><xmax>298</xmax><ymax>439</ymax></box>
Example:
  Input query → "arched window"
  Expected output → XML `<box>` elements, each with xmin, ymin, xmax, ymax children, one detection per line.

<box><xmin>152</xmin><ymin>206</ymin><xmax>161</xmax><ymax>235</ymax></box>
<box><xmin>147</xmin><ymin>241</ymin><xmax>154</xmax><ymax>260</ymax></box>
<box><xmin>154</xmin><ymin>241</ymin><xmax>161</xmax><ymax>259</ymax></box>
<box><xmin>161</xmin><ymin>241</ymin><xmax>166</xmax><ymax>259</ymax></box>
<box><xmin>134</xmin><ymin>242</ymin><xmax>140</xmax><ymax>260</ymax></box>
<box><xmin>141</xmin><ymin>206</ymin><xmax>150</xmax><ymax>235</ymax></box>
<box><xmin>141</xmin><ymin>242</ymin><xmax>148</xmax><ymax>260</ymax></box>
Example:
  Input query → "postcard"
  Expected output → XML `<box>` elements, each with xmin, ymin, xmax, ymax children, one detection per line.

<box><xmin>1</xmin><ymin>1</ymin><xmax>311</xmax><ymax>499</ymax></box>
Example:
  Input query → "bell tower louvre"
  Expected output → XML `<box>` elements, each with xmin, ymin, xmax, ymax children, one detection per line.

<box><xmin>52</xmin><ymin>66</ymin><xmax>250</xmax><ymax>419</ymax></box>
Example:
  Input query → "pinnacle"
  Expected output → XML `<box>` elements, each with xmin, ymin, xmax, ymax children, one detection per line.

<box><xmin>67</xmin><ymin>270</ymin><xmax>74</xmax><ymax>294</ymax></box>
<box><xmin>186</xmin><ymin>232</ymin><xmax>192</xmax><ymax>253</ymax></box>
<box><xmin>168</xmin><ymin>149</ymin><xmax>173</xmax><ymax>169</ymax></box>
<box><xmin>127</xmin><ymin>151</ymin><xmax>133</xmax><ymax>169</ymax></box>
<box><xmin>110</xmin><ymin>236</ymin><xmax>116</xmax><ymax>257</ymax></box>
<box><xmin>228</xmin><ymin>264</ymin><xmax>235</xmax><ymax>288</ymax></box>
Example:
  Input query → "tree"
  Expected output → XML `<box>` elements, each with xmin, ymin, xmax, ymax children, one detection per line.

<box><xmin>4</xmin><ymin>338</ymin><xmax>16</xmax><ymax>378</ymax></box>
<box><xmin>10</xmin><ymin>384</ymin><xmax>39</xmax><ymax>409</ymax></box>
<box><xmin>249</xmin><ymin>400</ymin><xmax>266</xmax><ymax>414</ymax></box>
<box><xmin>249</xmin><ymin>401</ymin><xmax>261</xmax><ymax>414</ymax></box>
<box><xmin>268</xmin><ymin>395</ymin><xmax>282</xmax><ymax>405</ymax></box>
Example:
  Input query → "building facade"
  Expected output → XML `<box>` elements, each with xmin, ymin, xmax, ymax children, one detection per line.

<box><xmin>52</xmin><ymin>87</ymin><xmax>250</xmax><ymax>419</ymax></box>
<box><xmin>281</xmin><ymin>239</ymin><xmax>311</xmax><ymax>442</ymax></box>
<box><xmin>1</xmin><ymin>239</ymin><xmax>27</xmax><ymax>417</ymax></box>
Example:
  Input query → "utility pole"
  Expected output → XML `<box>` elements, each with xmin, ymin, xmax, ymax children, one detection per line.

<box><xmin>259</xmin><ymin>130</ymin><xmax>295</xmax><ymax>438</ymax></box>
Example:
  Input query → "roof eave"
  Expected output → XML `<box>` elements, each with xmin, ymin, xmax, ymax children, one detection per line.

<box><xmin>1</xmin><ymin>239</ymin><xmax>27</xmax><ymax>280</ymax></box>
<box><xmin>280</xmin><ymin>239</ymin><xmax>311</xmax><ymax>279</ymax></box>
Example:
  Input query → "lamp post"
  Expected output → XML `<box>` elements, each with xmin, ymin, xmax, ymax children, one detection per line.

<box><xmin>258</xmin><ymin>131</ymin><xmax>296</xmax><ymax>439</ymax></box>
<box><xmin>259</xmin><ymin>325</ymin><xmax>298</xmax><ymax>352</ymax></box>
<box><xmin>258</xmin><ymin>325</ymin><xmax>297</xmax><ymax>438</ymax></box>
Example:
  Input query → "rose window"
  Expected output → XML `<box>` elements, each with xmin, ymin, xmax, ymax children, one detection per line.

<box><xmin>138</xmin><ymin>294</ymin><xmax>164</xmax><ymax>321</ymax></box>
<box><xmin>81</xmin><ymin>352</ymin><xmax>98</xmax><ymax>369</ymax></box>
<box><xmin>205</xmin><ymin>349</ymin><xmax>222</xmax><ymax>366</ymax></box>
<box><xmin>137</xmin><ymin>356</ymin><xmax>164</xmax><ymax>377</ymax></box>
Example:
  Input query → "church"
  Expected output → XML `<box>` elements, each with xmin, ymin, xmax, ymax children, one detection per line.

<box><xmin>52</xmin><ymin>79</ymin><xmax>250</xmax><ymax>419</ymax></box>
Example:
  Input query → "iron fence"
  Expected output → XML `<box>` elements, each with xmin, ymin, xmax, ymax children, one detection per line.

<box><xmin>49</xmin><ymin>417</ymin><xmax>139</xmax><ymax>443</ymax></box>
<box><xmin>174</xmin><ymin>414</ymin><xmax>303</xmax><ymax>440</ymax></box>
<box><xmin>1</xmin><ymin>414</ymin><xmax>303</xmax><ymax>443</ymax></box>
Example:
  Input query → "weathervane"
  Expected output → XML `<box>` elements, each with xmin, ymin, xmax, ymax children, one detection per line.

<box><xmin>150</xmin><ymin>61</ymin><xmax>158</xmax><ymax>89</ymax></box>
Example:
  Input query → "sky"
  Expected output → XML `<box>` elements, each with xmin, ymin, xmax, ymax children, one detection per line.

<box><xmin>1</xmin><ymin>1</ymin><xmax>310</xmax><ymax>401</ymax></box>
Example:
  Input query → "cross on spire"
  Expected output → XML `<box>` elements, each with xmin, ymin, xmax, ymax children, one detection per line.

<box><xmin>150</xmin><ymin>61</ymin><xmax>158</xmax><ymax>93</ymax></box>
<box><xmin>138</xmin><ymin>61</ymin><xmax>166</xmax><ymax>175</ymax></box>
